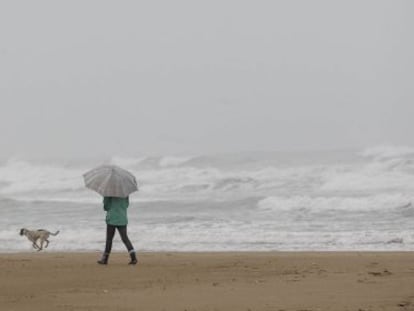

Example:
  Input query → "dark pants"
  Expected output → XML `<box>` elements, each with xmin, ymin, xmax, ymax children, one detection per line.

<box><xmin>104</xmin><ymin>224</ymin><xmax>134</xmax><ymax>254</ymax></box>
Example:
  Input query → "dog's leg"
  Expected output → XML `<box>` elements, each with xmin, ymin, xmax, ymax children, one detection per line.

<box><xmin>45</xmin><ymin>239</ymin><xmax>49</xmax><ymax>248</ymax></box>
<box><xmin>38</xmin><ymin>240</ymin><xmax>43</xmax><ymax>251</ymax></box>
<box><xmin>34</xmin><ymin>238</ymin><xmax>42</xmax><ymax>251</ymax></box>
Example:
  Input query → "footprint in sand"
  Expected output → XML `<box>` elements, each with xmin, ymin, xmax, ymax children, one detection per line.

<box><xmin>368</xmin><ymin>269</ymin><xmax>392</xmax><ymax>277</ymax></box>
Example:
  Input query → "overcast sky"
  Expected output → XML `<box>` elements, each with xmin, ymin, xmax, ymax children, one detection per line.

<box><xmin>0</xmin><ymin>1</ymin><xmax>413</xmax><ymax>158</ymax></box>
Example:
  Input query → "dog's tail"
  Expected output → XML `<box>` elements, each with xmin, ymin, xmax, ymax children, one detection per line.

<box><xmin>50</xmin><ymin>230</ymin><xmax>60</xmax><ymax>236</ymax></box>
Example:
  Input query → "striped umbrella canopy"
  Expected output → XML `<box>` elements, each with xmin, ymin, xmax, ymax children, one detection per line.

<box><xmin>83</xmin><ymin>165</ymin><xmax>138</xmax><ymax>198</ymax></box>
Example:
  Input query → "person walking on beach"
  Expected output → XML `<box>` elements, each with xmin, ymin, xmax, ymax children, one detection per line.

<box><xmin>97</xmin><ymin>196</ymin><xmax>137</xmax><ymax>265</ymax></box>
<box><xmin>83</xmin><ymin>164</ymin><xmax>139</xmax><ymax>265</ymax></box>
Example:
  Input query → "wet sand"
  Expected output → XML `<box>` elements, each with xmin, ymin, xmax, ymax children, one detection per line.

<box><xmin>0</xmin><ymin>252</ymin><xmax>413</xmax><ymax>311</ymax></box>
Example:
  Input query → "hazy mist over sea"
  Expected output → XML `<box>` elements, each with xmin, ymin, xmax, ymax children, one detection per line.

<box><xmin>1</xmin><ymin>1</ymin><xmax>413</xmax><ymax>252</ymax></box>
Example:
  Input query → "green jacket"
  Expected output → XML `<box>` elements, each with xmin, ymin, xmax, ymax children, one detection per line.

<box><xmin>103</xmin><ymin>197</ymin><xmax>129</xmax><ymax>226</ymax></box>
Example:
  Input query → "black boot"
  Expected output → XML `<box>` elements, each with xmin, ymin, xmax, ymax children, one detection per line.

<box><xmin>97</xmin><ymin>252</ymin><xmax>109</xmax><ymax>265</ymax></box>
<box><xmin>128</xmin><ymin>250</ymin><xmax>137</xmax><ymax>265</ymax></box>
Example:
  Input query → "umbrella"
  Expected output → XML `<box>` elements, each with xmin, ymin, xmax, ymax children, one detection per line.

<box><xmin>83</xmin><ymin>165</ymin><xmax>138</xmax><ymax>198</ymax></box>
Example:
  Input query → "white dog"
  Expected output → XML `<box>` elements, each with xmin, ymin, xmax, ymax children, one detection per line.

<box><xmin>20</xmin><ymin>228</ymin><xmax>60</xmax><ymax>251</ymax></box>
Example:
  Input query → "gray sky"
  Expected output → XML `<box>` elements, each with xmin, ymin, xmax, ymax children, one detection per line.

<box><xmin>0</xmin><ymin>1</ymin><xmax>413</xmax><ymax>157</ymax></box>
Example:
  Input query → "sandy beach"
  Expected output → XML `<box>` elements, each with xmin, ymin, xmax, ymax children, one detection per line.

<box><xmin>0</xmin><ymin>252</ymin><xmax>413</xmax><ymax>311</ymax></box>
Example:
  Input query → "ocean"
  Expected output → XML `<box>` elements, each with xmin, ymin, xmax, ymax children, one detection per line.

<box><xmin>1</xmin><ymin>146</ymin><xmax>414</xmax><ymax>252</ymax></box>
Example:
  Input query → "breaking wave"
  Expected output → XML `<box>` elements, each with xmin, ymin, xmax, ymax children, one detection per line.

<box><xmin>1</xmin><ymin>145</ymin><xmax>414</xmax><ymax>203</ymax></box>
<box><xmin>257</xmin><ymin>194</ymin><xmax>413</xmax><ymax>212</ymax></box>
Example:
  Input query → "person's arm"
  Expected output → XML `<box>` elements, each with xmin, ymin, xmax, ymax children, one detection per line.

<box><xmin>103</xmin><ymin>197</ymin><xmax>110</xmax><ymax>211</ymax></box>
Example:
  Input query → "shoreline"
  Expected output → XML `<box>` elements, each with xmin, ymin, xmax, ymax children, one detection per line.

<box><xmin>1</xmin><ymin>251</ymin><xmax>414</xmax><ymax>310</ymax></box>
<box><xmin>2</xmin><ymin>250</ymin><xmax>412</xmax><ymax>256</ymax></box>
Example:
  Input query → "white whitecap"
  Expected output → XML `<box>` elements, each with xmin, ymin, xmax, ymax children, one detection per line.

<box><xmin>158</xmin><ymin>156</ymin><xmax>193</xmax><ymax>168</ymax></box>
